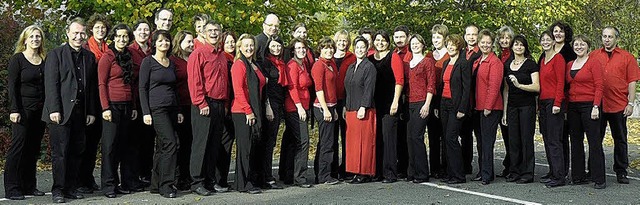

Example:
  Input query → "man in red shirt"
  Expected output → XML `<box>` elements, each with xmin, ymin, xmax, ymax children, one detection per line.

<box><xmin>591</xmin><ymin>26</ymin><xmax>640</xmax><ymax>184</ymax></box>
<box><xmin>186</xmin><ymin>20</ymin><xmax>229</xmax><ymax>196</ymax></box>
<box><xmin>393</xmin><ymin>25</ymin><xmax>411</xmax><ymax>180</ymax></box>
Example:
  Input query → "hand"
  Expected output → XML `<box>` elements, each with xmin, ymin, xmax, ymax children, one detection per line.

<box><xmin>420</xmin><ymin>104</ymin><xmax>430</xmax><ymax>119</ymax></box>
<box><xmin>509</xmin><ymin>75</ymin><xmax>520</xmax><ymax>87</ymax></box>
<box><xmin>102</xmin><ymin>110</ymin><xmax>112</xmax><ymax>122</ymax></box>
<box><xmin>456</xmin><ymin>112</ymin><xmax>465</xmax><ymax>119</ymax></box>
<box><xmin>342</xmin><ymin>108</ymin><xmax>347</xmax><ymax>120</ymax></box>
<box><xmin>552</xmin><ymin>106</ymin><xmax>560</xmax><ymax>114</ymax></box>
<box><xmin>86</xmin><ymin>115</ymin><xmax>95</xmax><ymax>125</ymax></box>
<box><xmin>143</xmin><ymin>114</ymin><xmax>152</xmax><ymax>125</ymax></box>
<box><xmin>357</xmin><ymin>107</ymin><xmax>366</xmax><ymax>119</ymax></box>
<box><xmin>178</xmin><ymin>113</ymin><xmax>184</xmax><ymax>124</ymax></box>
<box><xmin>323</xmin><ymin>108</ymin><xmax>332</xmax><ymax>122</ymax></box>
<box><xmin>484</xmin><ymin>109</ymin><xmax>491</xmax><ymax>117</ymax></box>
<box><xmin>246</xmin><ymin>113</ymin><xmax>256</xmax><ymax>126</ymax></box>
<box><xmin>390</xmin><ymin>101</ymin><xmax>399</xmax><ymax>116</ymax></box>
<box><xmin>265</xmin><ymin>104</ymin><xmax>274</xmax><ymax>121</ymax></box>
<box><xmin>591</xmin><ymin>107</ymin><xmax>600</xmax><ymax>120</ymax></box>
<box><xmin>9</xmin><ymin>113</ymin><xmax>20</xmax><ymax>123</ymax></box>
<box><xmin>501</xmin><ymin>115</ymin><xmax>507</xmax><ymax>126</ymax></box>
<box><xmin>624</xmin><ymin>104</ymin><xmax>634</xmax><ymax>117</ymax></box>
<box><xmin>200</xmin><ymin>106</ymin><xmax>210</xmax><ymax>116</ymax></box>
<box><xmin>297</xmin><ymin>108</ymin><xmax>307</xmax><ymax>121</ymax></box>
<box><xmin>131</xmin><ymin>110</ymin><xmax>138</xmax><ymax>120</ymax></box>
<box><xmin>50</xmin><ymin>112</ymin><xmax>61</xmax><ymax>124</ymax></box>
<box><xmin>434</xmin><ymin>109</ymin><xmax>439</xmax><ymax>118</ymax></box>
<box><xmin>333</xmin><ymin>109</ymin><xmax>339</xmax><ymax>121</ymax></box>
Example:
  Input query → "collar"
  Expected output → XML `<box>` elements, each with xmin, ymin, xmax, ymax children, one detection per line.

<box><xmin>201</xmin><ymin>42</ymin><xmax>221</xmax><ymax>54</ymax></box>
<box><xmin>467</xmin><ymin>46</ymin><xmax>479</xmax><ymax>54</ymax></box>
<box><xmin>394</xmin><ymin>46</ymin><xmax>408</xmax><ymax>54</ymax></box>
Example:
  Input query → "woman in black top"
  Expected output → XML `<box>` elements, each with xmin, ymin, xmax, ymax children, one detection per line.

<box><xmin>4</xmin><ymin>25</ymin><xmax>47</xmax><ymax>200</ymax></box>
<box><xmin>502</xmin><ymin>35</ymin><xmax>540</xmax><ymax>184</ymax></box>
<box><xmin>139</xmin><ymin>30</ymin><xmax>183</xmax><ymax>198</ymax></box>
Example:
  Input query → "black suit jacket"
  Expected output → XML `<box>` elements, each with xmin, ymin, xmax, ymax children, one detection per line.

<box><xmin>42</xmin><ymin>43</ymin><xmax>98</xmax><ymax>124</ymax></box>
<box><xmin>255</xmin><ymin>33</ymin><xmax>269</xmax><ymax>63</ymax></box>
<box><xmin>441</xmin><ymin>57</ymin><xmax>471</xmax><ymax>115</ymax></box>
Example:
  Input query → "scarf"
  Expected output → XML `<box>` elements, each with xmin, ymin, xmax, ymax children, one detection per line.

<box><xmin>240</xmin><ymin>55</ymin><xmax>263</xmax><ymax>142</ymax></box>
<box><xmin>88</xmin><ymin>36</ymin><xmax>108</xmax><ymax>60</ymax></box>
<box><xmin>109</xmin><ymin>44</ymin><xmax>133</xmax><ymax>84</ymax></box>
<box><xmin>266</xmin><ymin>55</ymin><xmax>288</xmax><ymax>86</ymax></box>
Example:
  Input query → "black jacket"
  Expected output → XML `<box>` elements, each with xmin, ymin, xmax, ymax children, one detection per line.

<box><xmin>344</xmin><ymin>58</ymin><xmax>377</xmax><ymax>111</ymax></box>
<box><xmin>440</xmin><ymin>57</ymin><xmax>471</xmax><ymax>115</ymax></box>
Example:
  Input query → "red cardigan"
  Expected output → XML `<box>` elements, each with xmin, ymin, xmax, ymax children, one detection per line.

<box><xmin>539</xmin><ymin>53</ymin><xmax>566</xmax><ymax>106</ymax></box>
<box><xmin>566</xmin><ymin>58</ymin><xmax>603</xmax><ymax>106</ymax></box>
<box><xmin>98</xmin><ymin>49</ymin><xmax>134</xmax><ymax>110</ymax></box>
<box><xmin>473</xmin><ymin>53</ymin><xmax>504</xmax><ymax>110</ymax></box>
<box><xmin>285</xmin><ymin>60</ymin><xmax>312</xmax><ymax>112</ymax></box>
<box><xmin>231</xmin><ymin>59</ymin><xmax>266</xmax><ymax>114</ymax></box>
<box><xmin>407</xmin><ymin>56</ymin><xmax>437</xmax><ymax>103</ymax></box>
<box><xmin>311</xmin><ymin>58</ymin><xmax>338</xmax><ymax>106</ymax></box>
<box><xmin>336</xmin><ymin>51</ymin><xmax>356</xmax><ymax>100</ymax></box>
<box><xmin>169</xmin><ymin>56</ymin><xmax>191</xmax><ymax>106</ymax></box>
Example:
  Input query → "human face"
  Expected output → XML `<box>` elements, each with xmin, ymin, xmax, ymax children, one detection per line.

<box><xmin>155</xmin><ymin>10</ymin><xmax>173</xmax><ymax>31</ymax></box>
<box><xmin>553</xmin><ymin>26</ymin><xmax>565</xmax><ymax>44</ymax></box>
<box><xmin>181</xmin><ymin>34</ymin><xmax>194</xmax><ymax>54</ymax></box>
<box><xmin>446</xmin><ymin>41</ymin><xmax>459</xmax><ymax>57</ymax></box>
<box><xmin>512</xmin><ymin>40</ymin><xmax>525</xmax><ymax>56</ymax></box>
<box><xmin>268</xmin><ymin>40</ymin><xmax>282</xmax><ymax>56</ymax></box>
<box><xmin>92</xmin><ymin>21</ymin><xmax>107</xmax><ymax>41</ymax></box>
<box><xmin>25</xmin><ymin>29</ymin><xmax>42</xmax><ymax>50</ymax></box>
<box><xmin>320</xmin><ymin>46</ymin><xmax>335</xmax><ymax>59</ymax></box>
<box><xmin>155</xmin><ymin>35</ymin><xmax>171</xmax><ymax>53</ymax></box>
<box><xmin>204</xmin><ymin>24</ymin><xmax>221</xmax><ymax>46</ymax></box>
<box><xmin>133</xmin><ymin>23</ymin><xmax>150</xmax><ymax>44</ymax></box>
<box><xmin>263</xmin><ymin>15</ymin><xmax>279</xmax><ymax>36</ymax></box>
<box><xmin>293</xmin><ymin>27</ymin><xmax>308</xmax><ymax>40</ymax></box>
<box><xmin>239</xmin><ymin>38</ymin><xmax>255</xmax><ymax>58</ymax></box>
<box><xmin>479</xmin><ymin>35</ymin><xmax>493</xmax><ymax>55</ymax></box>
<box><xmin>362</xmin><ymin>34</ymin><xmax>373</xmax><ymax>48</ymax></box>
<box><xmin>194</xmin><ymin>20</ymin><xmax>206</xmax><ymax>38</ymax></box>
<box><xmin>374</xmin><ymin>35</ymin><xmax>389</xmax><ymax>52</ymax></box>
<box><xmin>410</xmin><ymin>37</ymin><xmax>424</xmax><ymax>54</ymax></box>
<box><xmin>113</xmin><ymin>29</ymin><xmax>129</xmax><ymax>51</ymax></box>
<box><xmin>354</xmin><ymin>41</ymin><xmax>367</xmax><ymax>59</ymax></box>
<box><xmin>67</xmin><ymin>22</ymin><xmax>87</xmax><ymax>50</ymax></box>
<box><xmin>393</xmin><ymin>31</ymin><xmax>408</xmax><ymax>48</ymax></box>
<box><xmin>293</xmin><ymin>42</ymin><xmax>307</xmax><ymax>59</ymax></box>
<box><xmin>224</xmin><ymin>35</ymin><xmax>235</xmax><ymax>54</ymax></box>
<box><xmin>499</xmin><ymin>33</ymin><xmax>511</xmax><ymax>48</ymax></box>
<box><xmin>540</xmin><ymin>34</ymin><xmax>554</xmax><ymax>51</ymax></box>
<box><xmin>573</xmin><ymin>39</ymin><xmax>589</xmax><ymax>58</ymax></box>
<box><xmin>432</xmin><ymin>33</ymin><xmax>444</xmax><ymax>49</ymax></box>
<box><xmin>464</xmin><ymin>26</ymin><xmax>479</xmax><ymax>47</ymax></box>
<box><xmin>601</xmin><ymin>28</ymin><xmax>617</xmax><ymax>51</ymax></box>
<box><xmin>335</xmin><ymin>35</ymin><xmax>348</xmax><ymax>52</ymax></box>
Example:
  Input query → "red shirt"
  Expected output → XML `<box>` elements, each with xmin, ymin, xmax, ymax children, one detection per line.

<box><xmin>407</xmin><ymin>56</ymin><xmax>437</xmax><ymax>103</ymax></box>
<box><xmin>231</xmin><ymin>60</ymin><xmax>266</xmax><ymax>114</ymax></box>
<box><xmin>427</xmin><ymin>51</ymin><xmax>450</xmax><ymax>95</ymax></box>
<box><xmin>367</xmin><ymin>48</ymin><xmax>376</xmax><ymax>57</ymax></box>
<box><xmin>169</xmin><ymin>56</ymin><xmax>191</xmax><ymax>106</ymax></box>
<box><xmin>85</xmin><ymin>36</ymin><xmax>108</xmax><ymax>61</ymax></box>
<box><xmin>285</xmin><ymin>60</ymin><xmax>312</xmax><ymax>112</ymax></box>
<box><xmin>98</xmin><ymin>49</ymin><xmax>133</xmax><ymax>110</ymax></box>
<box><xmin>442</xmin><ymin>64</ymin><xmax>454</xmax><ymax>98</ymax></box>
<box><xmin>500</xmin><ymin>48</ymin><xmax>512</xmax><ymax>64</ymax></box>
<box><xmin>194</xmin><ymin>38</ymin><xmax>206</xmax><ymax>50</ymax></box>
<box><xmin>539</xmin><ymin>53</ymin><xmax>566</xmax><ymax>106</ymax></box>
<box><xmin>473</xmin><ymin>53</ymin><xmax>504</xmax><ymax>110</ymax></box>
<box><xmin>311</xmin><ymin>58</ymin><xmax>338</xmax><ymax>106</ymax></box>
<box><xmin>566</xmin><ymin>58</ymin><xmax>603</xmax><ymax>106</ymax></box>
<box><xmin>129</xmin><ymin>42</ymin><xmax>151</xmax><ymax>75</ymax></box>
<box><xmin>392</xmin><ymin>48</ymin><xmax>408</xmax><ymax>86</ymax></box>
<box><xmin>187</xmin><ymin>42</ymin><xmax>229</xmax><ymax>109</ymax></box>
<box><xmin>465</xmin><ymin>46</ymin><xmax>480</xmax><ymax>61</ymax></box>
<box><xmin>336</xmin><ymin>52</ymin><xmax>356</xmax><ymax>100</ymax></box>
<box><xmin>591</xmin><ymin>47</ymin><xmax>640</xmax><ymax>113</ymax></box>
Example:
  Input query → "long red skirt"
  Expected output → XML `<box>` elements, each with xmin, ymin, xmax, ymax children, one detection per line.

<box><xmin>345</xmin><ymin>109</ymin><xmax>377</xmax><ymax>176</ymax></box>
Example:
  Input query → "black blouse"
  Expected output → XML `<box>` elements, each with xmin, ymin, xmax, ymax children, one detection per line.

<box><xmin>344</xmin><ymin>58</ymin><xmax>377</xmax><ymax>111</ymax></box>
<box><xmin>8</xmin><ymin>53</ymin><xmax>44</xmax><ymax>112</ymax></box>
<box><xmin>369</xmin><ymin>52</ymin><xmax>394</xmax><ymax>113</ymax></box>
<box><xmin>139</xmin><ymin>56</ymin><xmax>178</xmax><ymax>115</ymax></box>
<box><xmin>505</xmin><ymin>59</ymin><xmax>539</xmax><ymax>107</ymax></box>
<box><xmin>260</xmin><ymin>58</ymin><xmax>287</xmax><ymax>105</ymax></box>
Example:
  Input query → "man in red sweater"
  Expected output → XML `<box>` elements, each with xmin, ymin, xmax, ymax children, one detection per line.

<box><xmin>591</xmin><ymin>26</ymin><xmax>640</xmax><ymax>184</ymax></box>
<box><xmin>392</xmin><ymin>25</ymin><xmax>411</xmax><ymax>180</ymax></box>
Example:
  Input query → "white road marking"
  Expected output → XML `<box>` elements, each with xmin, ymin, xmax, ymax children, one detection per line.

<box><xmin>420</xmin><ymin>182</ymin><xmax>542</xmax><ymax>205</ymax></box>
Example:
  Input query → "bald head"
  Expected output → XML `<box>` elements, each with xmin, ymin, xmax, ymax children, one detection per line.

<box><xmin>263</xmin><ymin>14</ymin><xmax>280</xmax><ymax>37</ymax></box>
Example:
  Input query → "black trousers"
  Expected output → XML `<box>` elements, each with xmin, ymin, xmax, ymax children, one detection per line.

<box><xmin>407</xmin><ymin>102</ymin><xmax>430</xmax><ymax>180</ymax></box>
<box><xmin>499</xmin><ymin>123</ymin><xmax>510</xmax><ymax>174</ymax></box>
<box><xmin>49</xmin><ymin>105</ymin><xmax>87</xmax><ymax>194</ymax></box>
<box><xmin>375</xmin><ymin>111</ymin><xmax>399</xmax><ymax>180</ymax></box>
<box><xmin>285</xmin><ymin>110</ymin><xmax>311</xmax><ymax>184</ymax></box>
<box><xmin>175</xmin><ymin>105</ymin><xmax>193</xmax><ymax>185</ymax></box>
<box><xmin>440</xmin><ymin>98</ymin><xmax>465</xmax><ymax>182</ymax></box>
<box><xmin>569</xmin><ymin>103</ymin><xmax>605</xmax><ymax>184</ymax></box>
<box><xmin>278</xmin><ymin>123</ymin><xmax>295</xmax><ymax>183</ymax></box>
<box><xmin>232</xmin><ymin>113</ymin><xmax>257</xmax><ymax>192</ymax></box>
<box><xmin>149</xmin><ymin>107</ymin><xmax>179</xmax><ymax>195</ymax></box>
<box><xmin>215</xmin><ymin>115</ymin><xmax>235</xmax><ymax>187</ymax></box>
<box><xmin>427</xmin><ymin>106</ymin><xmax>444</xmax><ymax>176</ymax></box>
<box><xmin>507</xmin><ymin>105</ymin><xmax>536</xmax><ymax>180</ymax></box>
<box><xmin>397</xmin><ymin>100</ymin><xmax>410</xmax><ymax>178</ymax></box>
<box><xmin>4</xmin><ymin>108</ymin><xmax>45</xmax><ymax>197</ymax></box>
<box><xmin>79</xmin><ymin>113</ymin><xmax>101</xmax><ymax>188</ymax></box>
<box><xmin>100</xmin><ymin>103</ymin><xmax>137</xmax><ymax>192</ymax></box>
<box><xmin>479</xmin><ymin>110</ymin><xmax>502</xmax><ymax>182</ymax></box>
<box><xmin>332</xmin><ymin>100</ymin><xmax>348</xmax><ymax>179</ymax></box>
<box><xmin>539</xmin><ymin>100</ymin><xmax>566</xmax><ymax>180</ymax></box>
<box><xmin>313</xmin><ymin>107</ymin><xmax>337</xmax><ymax>183</ymax></box>
<box><xmin>189</xmin><ymin>99</ymin><xmax>224</xmax><ymax>189</ymax></box>
<box><xmin>600</xmin><ymin>111</ymin><xmax>628</xmax><ymax>176</ymax></box>
<box><xmin>132</xmin><ymin>113</ymin><xmax>156</xmax><ymax>180</ymax></box>
<box><xmin>460</xmin><ymin>110</ymin><xmax>480</xmax><ymax>174</ymax></box>
<box><xmin>260</xmin><ymin>102</ymin><xmax>284</xmax><ymax>184</ymax></box>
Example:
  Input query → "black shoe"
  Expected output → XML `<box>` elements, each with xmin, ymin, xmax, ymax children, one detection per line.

<box><xmin>516</xmin><ymin>178</ymin><xmax>533</xmax><ymax>184</ymax></box>
<box><xmin>297</xmin><ymin>183</ymin><xmax>313</xmax><ymax>188</ymax></box>
<box><xmin>115</xmin><ymin>186</ymin><xmax>131</xmax><ymax>194</ymax></box>
<box><xmin>162</xmin><ymin>190</ymin><xmax>177</xmax><ymax>198</ymax></box>
<box><xmin>25</xmin><ymin>189</ymin><xmax>45</xmax><ymax>196</ymax></box>
<box><xmin>247</xmin><ymin>188</ymin><xmax>262</xmax><ymax>194</ymax></box>
<box><xmin>213</xmin><ymin>184</ymin><xmax>229</xmax><ymax>193</ymax></box>
<box><xmin>91</xmin><ymin>183</ymin><xmax>100</xmax><ymax>191</ymax></box>
<box><xmin>540</xmin><ymin>173</ymin><xmax>551</xmax><ymax>180</ymax></box>
<box><xmin>76</xmin><ymin>186</ymin><xmax>93</xmax><ymax>194</ymax></box>
<box><xmin>594</xmin><ymin>182</ymin><xmax>606</xmax><ymax>189</ymax></box>
<box><xmin>571</xmin><ymin>178</ymin><xmax>590</xmax><ymax>185</ymax></box>
<box><xmin>7</xmin><ymin>195</ymin><xmax>25</xmax><ymax>200</ymax></box>
<box><xmin>539</xmin><ymin>178</ymin><xmax>552</xmax><ymax>183</ymax></box>
<box><xmin>267</xmin><ymin>181</ymin><xmax>284</xmax><ymax>189</ymax></box>
<box><xmin>398</xmin><ymin>173</ymin><xmax>407</xmax><ymax>180</ymax></box>
<box><xmin>382</xmin><ymin>178</ymin><xmax>397</xmax><ymax>183</ymax></box>
<box><xmin>446</xmin><ymin>179</ymin><xmax>465</xmax><ymax>184</ymax></box>
<box><xmin>506</xmin><ymin>176</ymin><xmax>519</xmax><ymax>182</ymax></box>
<box><xmin>52</xmin><ymin>194</ymin><xmax>65</xmax><ymax>203</ymax></box>
<box><xmin>545</xmin><ymin>179</ymin><xmax>566</xmax><ymax>188</ymax></box>
<box><xmin>63</xmin><ymin>191</ymin><xmax>84</xmax><ymax>199</ymax></box>
<box><xmin>324</xmin><ymin>178</ymin><xmax>340</xmax><ymax>185</ymax></box>
<box><xmin>149</xmin><ymin>189</ymin><xmax>159</xmax><ymax>194</ymax></box>
<box><xmin>481</xmin><ymin>181</ymin><xmax>490</xmax><ymax>185</ymax></box>
<box><xmin>471</xmin><ymin>175</ymin><xmax>482</xmax><ymax>181</ymax></box>
<box><xmin>496</xmin><ymin>170</ymin><xmax>509</xmax><ymax>178</ymax></box>
<box><xmin>104</xmin><ymin>192</ymin><xmax>116</xmax><ymax>198</ymax></box>
<box><xmin>412</xmin><ymin>178</ymin><xmax>429</xmax><ymax>183</ymax></box>
<box><xmin>192</xmin><ymin>187</ymin><xmax>212</xmax><ymax>196</ymax></box>
<box><xmin>617</xmin><ymin>174</ymin><xmax>630</xmax><ymax>184</ymax></box>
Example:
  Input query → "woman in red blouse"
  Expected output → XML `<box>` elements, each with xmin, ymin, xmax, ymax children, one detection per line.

<box><xmin>426</xmin><ymin>24</ymin><xmax>449</xmax><ymax>179</ymax></box>
<box><xmin>473</xmin><ymin>30</ymin><xmax>504</xmax><ymax>185</ymax></box>
<box><xmin>283</xmin><ymin>38</ymin><xmax>314</xmax><ymax>188</ymax></box>
<box><xmin>405</xmin><ymin>34</ymin><xmax>437</xmax><ymax>183</ymax></box>
<box><xmin>223</xmin><ymin>31</ymin><xmax>237</xmax><ymax>66</ymax></box>
<box><xmin>168</xmin><ymin>30</ymin><xmax>194</xmax><ymax>191</ymax></box>
<box><xmin>538</xmin><ymin>30</ymin><xmax>567</xmax><ymax>188</ymax></box>
<box><xmin>566</xmin><ymin>35</ymin><xmax>605</xmax><ymax>189</ymax></box>
<box><xmin>311</xmin><ymin>37</ymin><xmax>340</xmax><ymax>185</ymax></box>
<box><xmin>230</xmin><ymin>34</ymin><xmax>266</xmax><ymax>194</ymax></box>
<box><xmin>85</xmin><ymin>13</ymin><xmax>110</xmax><ymax>61</ymax></box>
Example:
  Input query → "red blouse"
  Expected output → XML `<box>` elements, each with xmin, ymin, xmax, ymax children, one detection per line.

<box><xmin>311</xmin><ymin>58</ymin><xmax>338</xmax><ymax>107</ymax></box>
<box><xmin>285</xmin><ymin>60</ymin><xmax>312</xmax><ymax>112</ymax></box>
<box><xmin>473</xmin><ymin>53</ymin><xmax>504</xmax><ymax>111</ymax></box>
<box><xmin>169</xmin><ymin>56</ymin><xmax>191</xmax><ymax>106</ymax></box>
<box><xmin>407</xmin><ymin>57</ymin><xmax>437</xmax><ymax>103</ymax></box>
<box><xmin>566</xmin><ymin>58</ymin><xmax>603</xmax><ymax>106</ymax></box>
<box><xmin>539</xmin><ymin>53</ymin><xmax>566</xmax><ymax>107</ymax></box>
<box><xmin>231</xmin><ymin>59</ymin><xmax>266</xmax><ymax>114</ymax></box>
<box><xmin>336</xmin><ymin>52</ymin><xmax>356</xmax><ymax>100</ymax></box>
<box><xmin>442</xmin><ymin>64</ymin><xmax>454</xmax><ymax>98</ymax></box>
<box><xmin>98</xmin><ymin>49</ymin><xmax>134</xmax><ymax>110</ymax></box>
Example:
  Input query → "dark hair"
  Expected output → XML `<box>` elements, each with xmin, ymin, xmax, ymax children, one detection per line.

<box><xmin>510</xmin><ymin>35</ymin><xmax>532</xmax><ymax>59</ymax></box>
<box><xmin>87</xmin><ymin>13</ymin><xmax>110</xmax><ymax>35</ymax></box>
<box><xmin>266</xmin><ymin>35</ymin><xmax>284</xmax><ymax>57</ymax></box>
<box><xmin>358</xmin><ymin>27</ymin><xmax>374</xmax><ymax>36</ymax></box>
<box><xmin>374</xmin><ymin>30</ymin><xmax>391</xmax><ymax>51</ymax></box>
<box><xmin>393</xmin><ymin>25</ymin><xmax>409</xmax><ymax>36</ymax></box>
<box><xmin>603</xmin><ymin>26</ymin><xmax>620</xmax><ymax>38</ymax></box>
<box><xmin>288</xmin><ymin>37</ymin><xmax>307</xmax><ymax>65</ymax></box>
<box><xmin>445</xmin><ymin>34</ymin><xmax>465</xmax><ymax>52</ymax></box>
<box><xmin>549</xmin><ymin>21</ymin><xmax>573</xmax><ymax>44</ymax></box>
<box><xmin>539</xmin><ymin>30</ymin><xmax>554</xmax><ymax>42</ymax></box>
<box><xmin>316</xmin><ymin>37</ymin><xmax>336</xmax><ymax>55</ymax></box>
<box><xmin>66</xmin><ymin>17</ymin><xmax>86</xmax><ymax>31</ymax></box>
<box><xmin>408</xmin><ymin>34</ymin><xmax>426</xmax><ymax>53</ymax></box>
<box><xmin>172</xmin><ymin>30</ymin><xmax>194</xmax><ymax>59</ymax></box>
<box><xmin>132</xmin><ymin>19</ymin><xmax>150</xmax><ymax>31</ymax></box>
<box><xmin>108</xmin><ymin>23</ymin><xmax>133</xmax><ymax>44</ymax></box>
<box><xmin>572</xmin><ymin>34</ymin><xmax>592</xmax><ymax>49</ymax></box>
<box><xmin>353</xmin><ymin>36</ymin><xmax>369</xmax><ymax>50</ymax></box>
<box><xmin>151</xmin><ymin>30</ymin><xmax>172</xmax><ymax>55</ymax></box>
<box><xmin>223</xmin><ymin>30</ymin><xmax>237</xmax><ymax>49</ymax></box>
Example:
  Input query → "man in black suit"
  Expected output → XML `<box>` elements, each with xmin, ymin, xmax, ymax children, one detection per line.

<box><xmin>42</xmin><ymin>17</ymin><xmax>98</xmax><ymax>203</ymax></box>
<box><xmin>255</xmin><ymin>13</ymin><xmax>280</xmax><ymax>63</ymax></box>
<box><xmin>460</xmin><ymin>24</ymin><xmax>483</xmax><ymax>179</ymax></box>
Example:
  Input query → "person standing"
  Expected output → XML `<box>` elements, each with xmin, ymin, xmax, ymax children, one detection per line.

<box><xmin>425</xmin><ymin>24</ymin><xmax>449</xmax><ymax>179</ymax></box>
<box><xmin>591</xmin><ymin>26</ymin><xmax>639</xmax><ymax>184</ymax></box>
<box><xmin>392</xmin><ymin>25</ymin><xmax>411</xmax><ymax>180</ymax></box>
<box><xmin>495</xmin><ymin>25</ymin><xmax>515</xmax><ymax>178</ymax></box>
<box><xmin>153</xmin><ymin>8</ymin><xmax>173</xmax><ymax>31</ymax></box>
<box><xmin>43</xmin><ymin>17</ymin><xmax>99</xmax><ymax>203</ymax></box>
<box><xmin>255</xmin><ymin>14</ymin><xmax>279</xmax><ymax>63</ymax></box>
<box><xmin>460</xmin><ymin>24</ymin><xmax>482</xmax><ymax>177</ymax></box>
<box><xmin>333</xmin><ymin>29</ymin><xmax>356</xmax><ymax>180</ymax></box>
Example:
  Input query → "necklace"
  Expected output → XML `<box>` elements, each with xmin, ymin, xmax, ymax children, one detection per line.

<box><xmin>512</xmin><ymin>58</ymin><xmax>525</xmax><ymax>65</ymax></box>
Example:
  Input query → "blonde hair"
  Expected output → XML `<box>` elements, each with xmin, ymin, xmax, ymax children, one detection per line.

<box><xmin>333</xmin><ymin>29</ymin><xmax>351</xmax><ymax>50</ymax></box>
<box><xmin>235</xmin><ymin>33</ymin><xmax>257</xmax><ymax>61</ymax></box>
<box><xmin>14</xmin><ymin>25</ymin><xmax>46</xmax><ymax>59</ymax></box>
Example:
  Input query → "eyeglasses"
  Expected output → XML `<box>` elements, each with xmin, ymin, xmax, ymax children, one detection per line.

<box><xmin>264</xmin><ymin>23</ymin><xmax>279</xmax><ymax>29</ymax></box>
